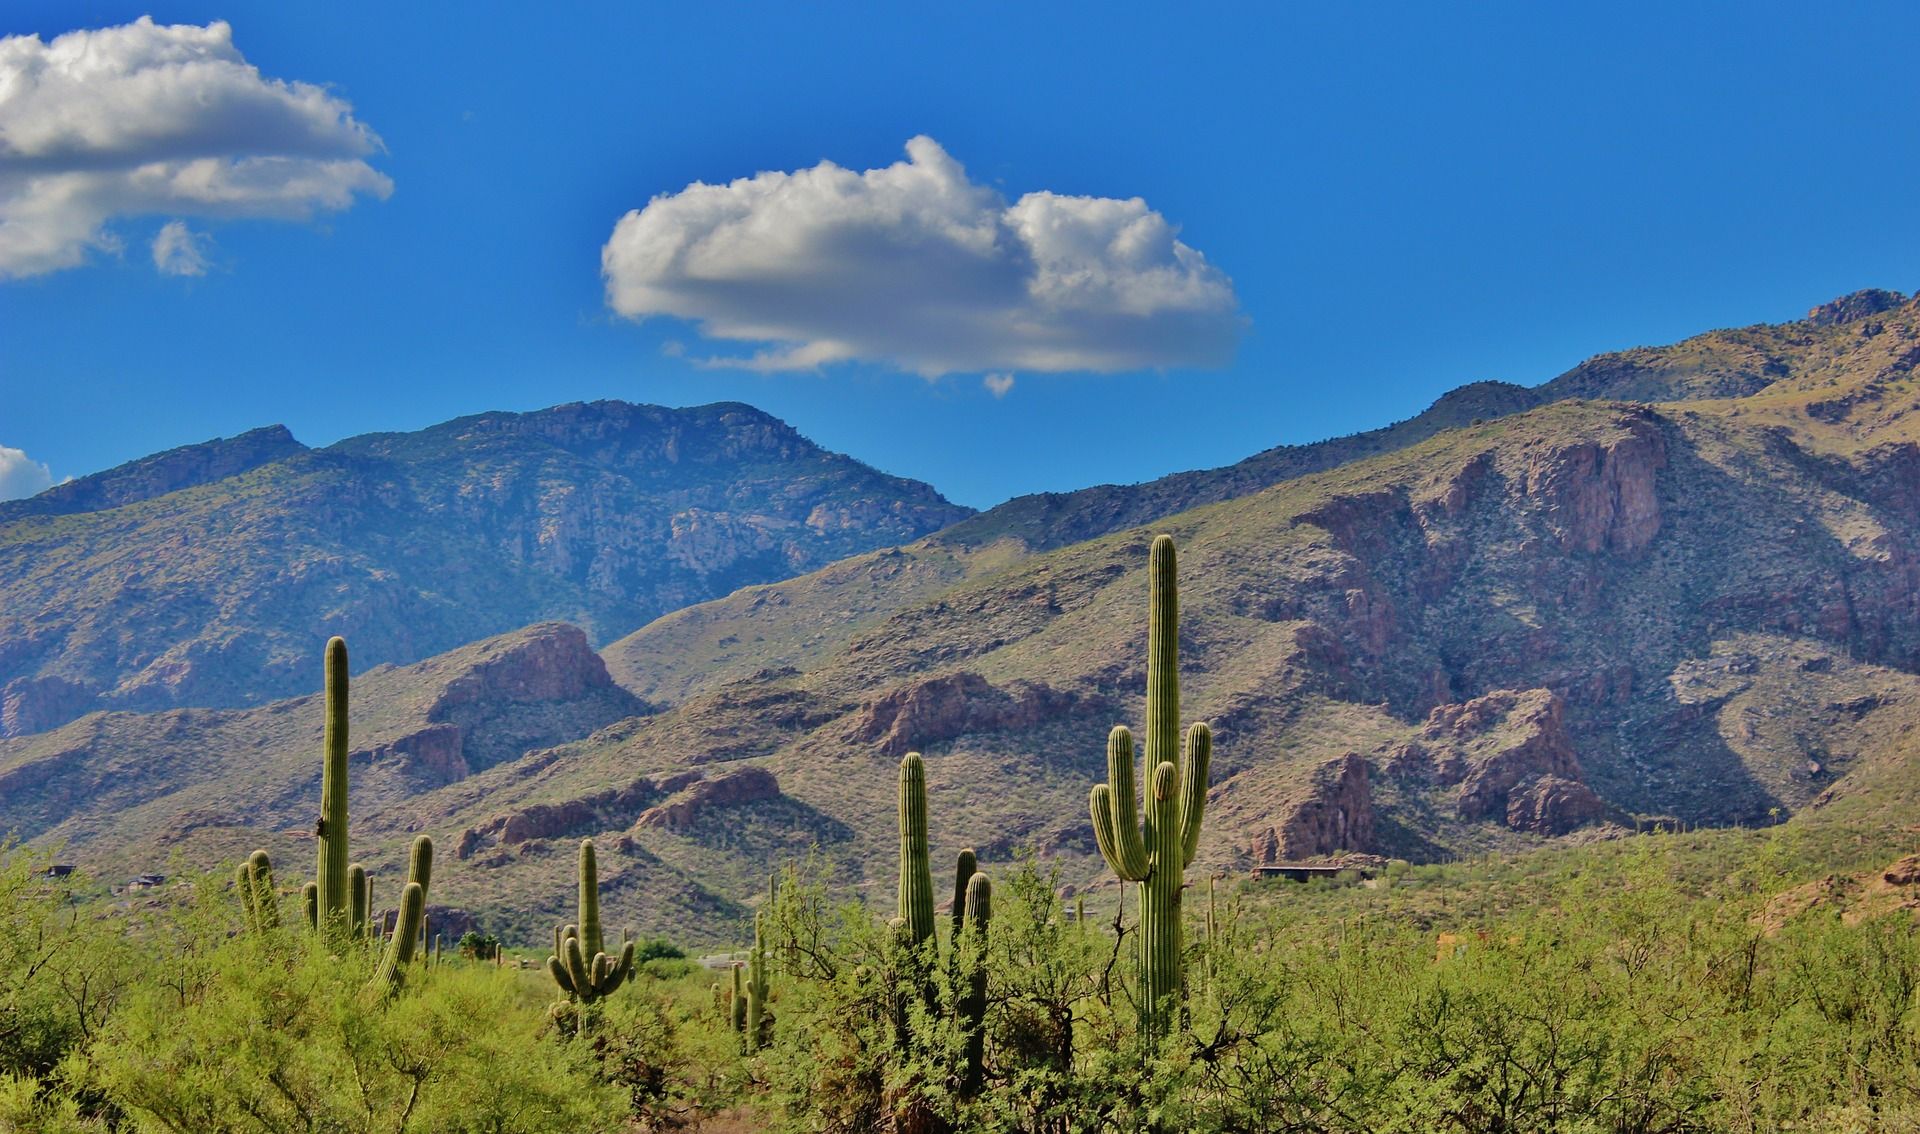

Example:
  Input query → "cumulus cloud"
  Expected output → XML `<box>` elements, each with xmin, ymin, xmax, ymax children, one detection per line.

<box><xmin>0</xmin><ymin>446</ymin><xmax>54</xmax><ymax>501</ymax></box>
<box><xmin>983</xmin><ymin>373</ymin><xmax>1015</xmax><ymax>398</ymax></box>
<box><xmin>0</xmin><ymin>17</ymin><xmax>391</xmax><ymax>279</ymax></box>
<box><xmin>601</xmin><ymin>136</ymin><xmax>1240</xmax><ymax>376</ymax></box>
<box><xmin>151</xmin><ymin>219</ymin><xmax>209</xmax><ymax>275</ymax></box>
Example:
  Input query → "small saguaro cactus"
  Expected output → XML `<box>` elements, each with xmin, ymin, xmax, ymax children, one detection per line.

<box><xmin>1088</xmin><ymin>534</ymin><xmax>1212</xmax><ymax>1038</ymax></box>
<box><xmin>236</xmin><ymin>637</ymin><xmax>434</xmax><ymax>963</ymax></box>
<box><xmin>744</xmin><ymin>912</ymin><xmax>771</xmax><ymax>1052</ymax></box>
<box><xmin>235</xmin><ymin>850</ymin><xmax>279</xmax><ymax>935</ymax></box>
<box><xmin>893</xmin><ymin>752</ymin><xmax>994</xmax><ymax>1097</ymax></box>
<box><xmin>730</xmin><ymin>963</ymin><xmax>747</xmax><ymax>1033</ymax></box>
<box><xmin>546</xmin><ymin>839</ymin><xmax>636</xmax><ymax>1003</ymax></box>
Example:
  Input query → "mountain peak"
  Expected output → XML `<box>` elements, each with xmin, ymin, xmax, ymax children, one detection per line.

<box><xmin>1807</xmin><ymin>288</ymin><xmax>1909</xmax><ymax>327</ymax></box>
<box><xmin>0</xmin><ymin>424</ymin><xmax>306</xmax><ymax>522</ymax></box>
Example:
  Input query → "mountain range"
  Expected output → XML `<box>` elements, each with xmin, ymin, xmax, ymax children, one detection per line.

<box><xmin>5</xmin><ymin>286</ymin><xmax>1920</xmax><ymax>943</ymax></box>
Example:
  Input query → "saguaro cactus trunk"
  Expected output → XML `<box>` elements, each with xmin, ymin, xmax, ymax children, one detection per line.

<box><xmin>1089</xmin><ymin>534</ymin><xmax>1211</xmax><ymax>1039</ymax></box>
<box><xmin>546</xmin><ymin>839</ymin><xmax>636</xmax><ymax>1003</ymax></box>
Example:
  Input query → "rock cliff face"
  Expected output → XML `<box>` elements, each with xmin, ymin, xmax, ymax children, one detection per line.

<box><xmin>0</xmin><ymin>401</ymin><xmax>970</xmax><ymax>736</ymax></box>
<box><xmin>634</xmin><ymin>766</ymin><xmax>781</xmax><ymax>832</ymax></box>
<box><xmin>846</xmin><ymin>672</ymin><xmax>1091</xmax><ymax>757</ymax></box>
<box><xmin>1249</xmin><ymin>754</ymin><xmax>1375</xmax><ymax>862</ymax></box>
<box><xmin>1419</xmin><ymin>689</ymin><xmax>1590</xmax><ymax>826</ymax></box>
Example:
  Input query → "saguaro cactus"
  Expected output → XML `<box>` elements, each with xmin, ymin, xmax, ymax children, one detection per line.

<box><xmin>744</xmin><ymin>912</ymin><xmax>770</xmax><ymax>1052</ymax></box>
<box><xmin>235</xmin><ymin>850</ymin><xmax>279</xmax><ymax>934</ymax></box>
<box><xmin>1088</xmin><ymin>534</ymin><xmax>1212</xmax><ymax>1037</ymax></box>
<box><xmin>367</xmin><ymin>834</ymin><xmax>434</xmax><ymax>997</ymax></box>
<box><xmin>730</xmin><ymin>963</ymin><xmax>747</xmax><ymax>1033</ymax></box>
<box><xmin>892</xmin><ymin>752</ymin><xmax>994</xmax><ymax>1098</ymax></box>
<box><xmin>238</xmin><ymin>637</ymin><xmax>434</xmax><ymax>964</ymax></box>
<box><xmin>546</xmin><ymin>839</ymin><xmax>636</xmax><ymax>1003</ymax></box>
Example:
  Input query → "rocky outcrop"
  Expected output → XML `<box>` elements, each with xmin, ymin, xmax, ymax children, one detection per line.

<box><xmin>1250</xmin><ymin>754</ymin><xmax>1375</xmax><ymax>863</ymax></box>
<box><xmin>428</xmin><ymin>624</ymin><xmax>626</xmax><ymax>713</ymax></box>
<box><xmin>460</xmin><ymin>770</ymin><xmax>700</xmax><ymax>856</ymax></box>
<box><xmin>633</xmin><ymin>766</ymin><xmax>781</xmax><ymax>832</ymax></box>
<box><xmin>354</xmin><ymin>723</ymin><xmax>468</xmax><ymax>784</ymax></box>
<box><xmin>1519</xmin><ymin>413</ymin><xmax>1665</xmax><ymax>556</ymax></box>
<box><xmin>1422</xmin><ymin>689</ymin><xmax>1588</xmax><ymax>822</ymax></box>
<box><xmin>1807</xmin><ymin>289</ymin><xmax>1907</xmax><ymax>327</ymax></box>
<box><xmin>1504</xmin><ymin>774</ymin><xmax>1608</xmax><ymax>835</ymax></box>
<box><xmin>2</xmin><ymin>676</ymin><xmax>96</xmax><ymax>738</ymax></box>
<box><xmin>847</xmin><ymin>672</ymin><xmax>1089</xmax><ymax>758</ymax></box>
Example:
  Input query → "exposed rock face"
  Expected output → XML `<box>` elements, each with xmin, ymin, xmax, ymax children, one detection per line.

<box><xmin>0</xmin><ymin>401</ymin><xmax>971</xmax><ymax>735</ymax></box>
<box><xmin>1423</xmin><ymin>689</ymin><xmax>1588</xmax><ymax>822</ymax></box>
<box><xmin>354</xmin><ymin>724</ymin><xmax>468</xmax><ymax>785</ymax></box>
<box><xmin>431</xmin><ymin>624</ymin><xmax>623</xmax><ymax>709</ymax></box>
<box><xmin>1250</xmin><ymin>754</ymin><xmax>1375</xmax><ymax>863</ymax></box>
<box><xmin>1505</xmin><ymin>774</ymin><xmax>1608</xmax><ymax>835</ymax></box>
<box><xmin>466</xmin><ymin>770</ymin><xmax>700</xmax><ymax>853</ymax></box>
<box><xmin>1519</xmin><ymin>413</ymin><xmax>1666</xmax><ymax>556</ymax></box>
<box><xmin>1808</xmin><ymin>289</ymin><xmax>1908</xmax><ymax>327</ymax></box>
<box><xmin>2</xmin><ymin>676</ymin><xmax>96</xmax><ymax>738</ymax></box>
<box><xmin>633</xmin><ymin>766</ymin><xmax>781</xmax><ymax>832</ymax></box>
<box><xmin>847</xmin><ymin>672</ymin><xmax>1088</xmax><ymax>757</ymax></box>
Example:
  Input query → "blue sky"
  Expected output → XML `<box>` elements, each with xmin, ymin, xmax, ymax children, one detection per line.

<box><xmin>3</xmin><ymin>3</ymin><xmax>1918</xmax><ymax>508</ymax></box>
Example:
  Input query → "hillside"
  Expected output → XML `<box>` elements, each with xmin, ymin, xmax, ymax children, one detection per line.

<box><xmin>13</xmin><ymin>289</ymin><xmax>1920</xmax><ymax>944</ymax></box>
<box><xmin>0</xmin><ymin>401</ymin><xmax>971</xmax><ymax>737</ymax></box>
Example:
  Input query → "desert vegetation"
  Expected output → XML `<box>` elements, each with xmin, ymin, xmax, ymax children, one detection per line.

<box><xmin>5</xmin><ymin>535</ymin><xmax>1920</xmax><ymax>1133</ymax></box>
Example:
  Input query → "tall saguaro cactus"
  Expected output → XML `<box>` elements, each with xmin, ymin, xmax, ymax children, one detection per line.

<box><xmin>233</xmin><ymin>636</ymin><xmax>436</xmax><ymax>998</ymax></box>
<box><xmin>1089</xmin><ymin>534</ymin><xmax>1212</xmax><ymax>1037</ymax></box>
<box><xmin>546</xmin><ymin>839</ymin><xmax>636</xmax><ymax>1003</ymax></box>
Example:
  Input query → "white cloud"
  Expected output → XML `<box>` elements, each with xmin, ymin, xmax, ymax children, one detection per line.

<box><xmin>0</xmin><ymin>17</ymin><xmax>391</xmax><ymax>279</ymax></box>
<box><xmin>151</xmin><ymin>219</ymin><xmax>209</xmax><ymax>275</ymax></box>
<box><xmin>0</xmin><ymin>446</ymin><xmax>54</xmax><ymax>501</ymax></box>
<box><xmin>602</xmin><ymin>136</ymin><xmax>1240</xmax><ymax>377</ymax></box>
<box><xmin>983</xmin><ymin>373</ymin><xmax>1015</xmax><ymax>398</ymax></box>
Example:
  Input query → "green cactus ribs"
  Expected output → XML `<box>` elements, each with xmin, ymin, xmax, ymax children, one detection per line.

<box><xmin>546</xmin><ymin>838</ymin><xmax>636</xmax><ymax>1004</ymax></box>
<box><xmin>1088</xmin><ymin>534</ymin><xmax>1211</xmax><ymax>1040</ymax></box>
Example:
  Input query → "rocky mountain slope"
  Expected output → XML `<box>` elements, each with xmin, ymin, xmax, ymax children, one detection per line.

<box><xmin>11</xmin><ymin>289</ymin><xmax>1920</xmax><ymax>944</ymax></box>
<box><xmin>0</xmin><ymin>401</ymin><xmax>971</xmax><ymax>736</ymax></box>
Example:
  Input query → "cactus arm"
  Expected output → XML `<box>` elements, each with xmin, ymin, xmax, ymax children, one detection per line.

<box><xmin>547</xmin><ymin>955</ymin><xmax>574</xmax><ymax>994</ymax></box>
<box><xmin>950</xmin><ymin>848</ymin><xmax>976</xmax><ymax>939</ymax></box>
<box><xmin>1093</xmin><ymin>727</ymin><xmax>1152</xmax><ymax>880</ymax></box>
<box><xmin>235</xmin><ymin>862</ymin><xmax>259</xmax><ymax>934</ymax></box>
<box><xmin>1178</xmin><ymin>722</ymin><xmax>1212</xmax><ymax>865</ymax></box>
<box><xmin>563</xmin><ymin>934</ymin><xmax>593</xmax><ymax>998</ymax></box>
<box><xmin>405</xmin><ymin>835</ymin><xmax>433</xmax><ymax>894</ymax></box>
<box><xmin>348</xmin><ymin>864</ymin><xmax>368</xmax><ymax>939</ymax></box>
<box><xmin>248</xmin><ymin>850</ymin><xmax>280</xmax><ymax>932</ymax></box>
<box><xmin>896</xmin><ymin>753</ymin><xmax>936</xmax><ymax>947</ymax></box>
<box><xmin>611</xmin><ymin>940</ymin><xmax>636</xmax><ymax>988</ymax></box>
<box><xmin>368</xmin><ymin>880</ymin><xmax>424</xmax><ymax>996</ymax></box>
<box><xmin>316</xmin><ymin>636</ymin><xmax>351</xmax><ymax>937</ymax></box>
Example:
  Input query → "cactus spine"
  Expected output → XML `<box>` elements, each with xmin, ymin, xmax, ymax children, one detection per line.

<box><xmin>1088</xmin><ymin>534</ymin><xmax>1211</xmax><ymax>1038</ymax></box>
<box><xmin>546</xmin><ymin>839</ymin><xmax>635</xmax><ymax>1003</ymax></box>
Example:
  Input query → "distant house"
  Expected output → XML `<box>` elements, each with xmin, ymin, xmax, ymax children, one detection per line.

<box><xmin>126</xmin><ymin>874</ymin><xmax>166</xmax><ymax>890</ymax></box>
<box><xmin>40</xmin><ymin>864</ymin><xmax>75</xmax><ymax>879</ymax></box>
